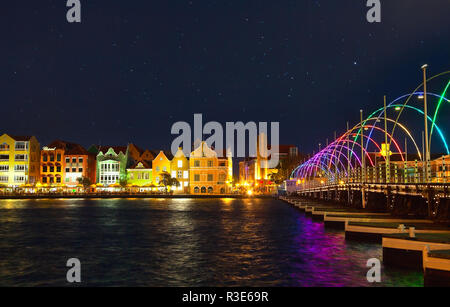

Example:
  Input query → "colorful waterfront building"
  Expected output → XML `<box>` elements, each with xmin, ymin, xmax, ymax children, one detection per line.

<box><xmin>171</xmin><ymin>147</ymin><xmax>189</xmax><ymax>193</ymax></box>
<box><xmin>41</xmin><ymin>141</ymin><xmax>97</xmax><ymax>188</ymax></box>
<box><xmin>127</xmin><ymin>160</ymin><xmax>153</xmax><ymax>190</ymax></box>
<box><xmin>89</xmin><ymin>145</ymin><xmax>129</xmax><ymax>186</ymax></box>
<box><xmin>41</xmin><ymin>143</ymin><xmax>65</xmax><ymax>185</ymax></box>
<box><xmin>0</xmin><ymin>134</ymin><xmax>40</xmax><ymax>187</ymax></box>
<box><xmin>189</xmin><ymin>141</ymin><xmax>232</xmax><ymax>194</ymax></box>
<box><xmin>152</xmin><ymin>150</ymin><xmax>173</xmax><ymax>186</ymax></box>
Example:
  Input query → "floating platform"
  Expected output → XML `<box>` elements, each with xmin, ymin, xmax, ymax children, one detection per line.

<box><xmin>423</xmin><ymin>249</ymin><xmax>450</xmax><ymax>286</ymax></box>
<box><xmin>324</xmin><ymin>214</ymin><xmax>432</xmax><ymax>229</ymax></box>
<box><xmin>382</xmin><ymin>233</ymin><xmax>450</xmax><ymax>270</ymax></box>
<box><xmin>345</xmin><ymin>221</ymin><xmax>450</xmax><ymax>243</ymax></box>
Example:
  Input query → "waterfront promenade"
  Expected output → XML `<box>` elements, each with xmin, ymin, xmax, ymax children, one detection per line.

<box><xmin>0</xmin><ymin>193</ymin><xmax>272</xmax><ymax>200</ymax></box>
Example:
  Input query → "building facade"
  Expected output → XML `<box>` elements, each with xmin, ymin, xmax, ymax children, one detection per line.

<box><xmin>152</xmin><ymin>151</ymin><xmax>173</xmax><ymax>186</ymax></box>
<box><xmin>171</xmin><ymin>147</ymin><xmax>189</xmax><ymax>193</ymax></box>
<box><xmin>41</xmin><ymin>144</ymin><xmax>65</xmax><ymax>185</ymax></box>
<box><xmin>127</xmin><ymin>160</ymin><xmax>153</xmax><ymax>189</ymax></box>
<box><xmin>41</xmin><ymin>141</ymin><xmax>96</xmax><ymax>187</ymax></box>
<box><xmin>189</xmin><ymin>141</ymin><xmax>231</xmax><ymax>194</ymax></box>
<box><xmin>91</xmin><ymin>146</ymin><xmax>129</xmax><ymax>186</ymax></box>
<box><xmin>0</xmin><ymin>134</ymin><xmax>40</xmax><ymax>187</ymax></box>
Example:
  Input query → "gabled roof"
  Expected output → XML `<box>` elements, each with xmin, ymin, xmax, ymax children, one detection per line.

<box><xmin>10</xmin><ymin>135</ymin><xmax>33</xmax><ymax>141</ymax></box>
<box><xmin>129</xmin><ymin>160</ymin><xmax>152</xmax><ymax>169</ymax></box>
<box><xmin>97</xmin><ymin>146</ymin><xmax>128</xmax><ymax>155</ymax></box>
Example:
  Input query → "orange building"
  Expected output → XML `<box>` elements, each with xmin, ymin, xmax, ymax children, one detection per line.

<box><xmin>152</xmin><ymin>150</ymin><xmax>173</xmax><ymax>186</ymax></box>
<box><xmin>41</xmin><ymin>141</ymin><xmax>96</xmax><ymax>187</ymax></box>
<box><xmin>41</xmin><ymin>143</ymin><xmax>65</xmax><ymax>185</ymax></box>
<box><xmin>189</xmin><ymin>141</ymin><xmax>231</xmax><ymax>194</ymax></box>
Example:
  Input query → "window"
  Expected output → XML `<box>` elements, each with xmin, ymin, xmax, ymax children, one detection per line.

<box><xmin>72</xmin><ymin>158</ymin><xmax>76</xmax><ymax>163</ymax></box>
<box><xmin>0</xmin><ymin>143</ymin><xmax>9</xmax><ymax>151</ymax></box>
<box><xmin>57</xmin><ymin>154</ymin><xmax>61</xmax><ymax>161</ymax></box>
<box><xmin>56</xmin><ymin>177</ymin><xmax>61</xmax><ymax>183</ymax></box>
<box><xmin>219</xmin><ymin>162</ymin><xmax>226</xmax><ymax>167</ymax></box>
<box><xmin>137</xmin><ymin>173</ymin><xmax>142</xmax><ymax>180</ymax></box>
<box><xmin>49</xmin><ymin>155</ymin><xmax>54</xmax><ymax>162</ymax></box>
<box><xmin>0</xmin><ymin>155</ymin><xmax>9</xmax><ymax>161</ymax></box>
<box><xmin>178</xmin><ymin>170</ymin><xmax>182</xmax><ymax>178</ymax></box>
<box><xmin>14</xmin><ymin>176</ymin><xmax>25</xmax><ymax>183</ymax></box>
<box><xmin>144</xmin><ymin>173</ymin><xmax>149</xmax><ymax>180</ymax></box>
<box><xmin>156</xmin><ymin>166</ymin><xmax>160</xmax><ymax>172</ymax></box>
<box><xmin>207</xmin><ymin>174</ymin><xmax>213</xmax><ymax>181</ymax></box>
<box><xmin>0</xmin><ymin>165</ymin><xmax>9</xmax><ymax>172</ymax></box>
<box><xmin>43</xmin><ymin>154</ymin><xmax>48</xmax><ymax>162</ymax></box>
<box><xmin>78</xmin><ymin>158</ymin><xmax>83</xmax><ymax>163</ymax></box>
<box><xmin>78</xmin><ymin>168</ymin><xmax>83</xmax><ymax>172</ymax></box>
<box><xmin>72</xmin><ymin>168</ymin><xmax>76</xmax><ymax>172</ymax></box>
<box><xmin>194</xmin><ymin>187</ymin><xmax>199</xmax><ymax>193</ymax></box>
<box><xmin>172</xmin><ymin>171</ymin><xmax>176</xmax><ymax>178</ymax></box>
<box><xmin>194</xmin><ymin>160</ymin><xmax>200</xmax><ymax>167</ymax></box>
<box><xmin>42</xmin><ymin>177</ymin><xmax>47</xmax><ymax>183</ymax></box>
<box><xmin>208</xmin><ymin>187</ymin><xmax>213</xmax><ymax>193</ymax></box>
<box><xmin>65</xmin><ymin>157</ymin><xmax>70</xmax><ymax>163</ymax></box>
<box><xmin>57</xmin><ymin>166</ymin><xmax>61</xmax><ymax>172</ymax></box>
<box><xmin>201</xmin><ymin>187</ymin><xmax>206</xmax><ymax>193</ymax></box>
<box><xmin>43</xmin><ymin>165</ymin><xmax>47</xmax><ymax>172</ymax></box>
<box><xmin>0</xmin><ymin>176</ymin><xmax>8</xmax><ymax>183</ymax></box>
<box><xmin>15</xmin><ymin>142</ymin><xmax>27</xmax><ymax>151</ymax></box>
<box><xmin>65</xmin><ymin>168</ymin><xmax>70</xmax><ymax>172</ymax></box>
<box><xmin>163</xmin><ymin>166</ymin><xmax>167</xmax><ymax>172</ymax></box>
<box><xmin>50</xmin><ymin>166</ymin><xmax>54</xmax><ymax>172</ymax></box>
<box><xmin>194</xmin><ymin>174</ymin><xmax>200</xmax><ymax>181</ymax></box>
<box><xmin>177</xmin><ymin>160</ymin><xmax>183</xmax><ymax>168</ymax></box>
<box><xmin>14</xmin><ymin>165</ymin><xmax>26</xmax><ymax>172</ymax></box>
<box><xmin>130</xmin><ymin>173</ymin><xmax>134</xmax><ymax>180</ymax></box>
<box><xmin>65</xmin><ymin>177</ymin><xmax>70</xmax><ymax>183</ymax></box>
<box><xmin>207</xmin><ymin>160</ymin><xmax>213</xmax><ymax>167</ymax></box>
<box><xmin>184</xmin><ymin>181</ymin><xmax>188</xmax><ymax>187</ymax></box>
<box><xmin>219</xmin><ymin>173</ymin><xmax>226</xmax><ymax>181</ymax></box>
<box><xmin>183</xmin><ymin>171</ymin><xmax>188</xmax><ymax>179</ymax></box>
<box><xmin>14</xmin><ymin>154</ymin><xmax>27</xmax><ymax>161</ymax></box>
<box><xmin>155</xmin><ymin>177</ymin><xmax>160</xmax><ymax>184</ymax></box>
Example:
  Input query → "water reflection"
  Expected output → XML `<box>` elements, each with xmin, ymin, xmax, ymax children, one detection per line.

<box><xmin>0</xmin><ymin>198</ymin><xmax>423</xmax><ymax>286</ymax></box>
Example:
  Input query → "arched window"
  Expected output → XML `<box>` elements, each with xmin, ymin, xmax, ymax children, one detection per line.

<box><xmin>207</xmin><ymin>187</ymin><xmax>213</xmax><ymax>193</ymax></box>
<box><xmin>194</xmin><ymin>187</ymin><xmax>199</xmax><ymax>193</ymax></box>
<box><xmin>201</xmin><ymin>186</ymin><xmax>206</xmax><ymax>193</ymax></box>
<box><xmin>220</xmin><ymin>188</ymin><xmax>225</xmax><ymax>194</ymax></box>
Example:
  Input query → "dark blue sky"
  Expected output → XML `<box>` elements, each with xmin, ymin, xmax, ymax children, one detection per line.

<box><xmin>1</xmin><ymin>0</ymin><xmax>449</xmax><ymax>154</ymax></box>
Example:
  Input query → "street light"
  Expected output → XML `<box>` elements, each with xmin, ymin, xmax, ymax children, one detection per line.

<box><xmin>421</xmin><ymin>64</ymin><xmax>430</xmax><ymax>183</ymax></box>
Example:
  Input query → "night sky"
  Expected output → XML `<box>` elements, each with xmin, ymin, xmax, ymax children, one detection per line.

<box><xmin>1</xmin><ymin>1</ymin><xmax>449</xmax><ymax>154</ymax></box>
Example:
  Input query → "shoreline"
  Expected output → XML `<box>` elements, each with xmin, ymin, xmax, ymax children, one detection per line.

<box><xmin>0</xmin><ymin>194</ymin><xmax>275</xmax><ymax>200</ymax></box>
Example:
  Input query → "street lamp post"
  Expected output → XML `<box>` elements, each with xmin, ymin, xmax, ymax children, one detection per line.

<box><xmin>360</xmin><ymin>109</ymin><xmax>366</xmax><ymax>208</ymax></box>
<box><xmin>384</xmin><ymin>96</ymin><xmax>390</xmax><ymax>183</ymax></box>
<box><xmin>422</xmin><ymin>64</ymin><xmax>430</xmax><ymax>183</ymax></box>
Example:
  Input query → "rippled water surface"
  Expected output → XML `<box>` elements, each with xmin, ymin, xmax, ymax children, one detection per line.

<box><xmin>0</xmin><ymin>198</ymin><xmax>423</xmax><ymax>286</ymax></box>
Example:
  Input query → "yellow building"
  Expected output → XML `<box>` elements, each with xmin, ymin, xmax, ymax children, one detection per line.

<box><xmin>189</xmin><ymin>141</ymin><xmax>232</xmax><ymax>194</ymax></box>
<box><xmin>152</xmin><ymin>151</ymin><xmax>173</xmax><ymax>186</ymax></box>
<box><xmin>0</xmin><ymin>134</ymin><xmax>40</xmax><ymax>187</ymax></box>
<box><xmin>171</xmin><ymin>147</ymin><xmax>189</xmax><ymax>193</ymax></box>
